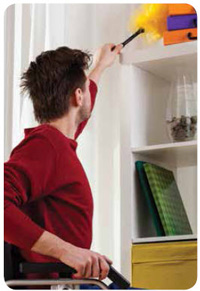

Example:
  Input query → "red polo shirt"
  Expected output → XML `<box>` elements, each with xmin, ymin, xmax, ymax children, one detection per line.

<box><xmin>4</xmin><ymin>80</ymin><xmax>97</xmax><ymax>265</ymax></box>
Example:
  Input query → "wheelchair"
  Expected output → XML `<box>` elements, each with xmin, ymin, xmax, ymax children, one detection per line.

<box><xmin>4</xmin><ymin>242</ymin><xmax>130</xmax><ymax>290</ymax></box>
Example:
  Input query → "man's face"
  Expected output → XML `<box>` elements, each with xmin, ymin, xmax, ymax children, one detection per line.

<box><xmin>79</xmin><ymin>78</ymin><xmax>91</xmax><ymax>122</ymax></box>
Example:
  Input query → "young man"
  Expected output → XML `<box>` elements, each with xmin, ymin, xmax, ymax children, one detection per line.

<box><xmin>4</xmin><ymin>43</ymin><xmax>122</xmax><ymax>281</ymax></box>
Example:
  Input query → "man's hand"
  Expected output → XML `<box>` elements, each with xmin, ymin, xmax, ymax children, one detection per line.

<box><xmin>59</xmin><ymin>243</ymin><xmax>112</xmax><ymax>280</ymax></box>
<box><xmin>93</xmin><ymin>43</ymin><xmax>123</xmax><ymax>70</ymax></box>
<box><xmin>88</xmin><ymin>43</ymin><xmax>123</xmax><ymax>84</ymax></box>
<box><xmin>31</xmin><ymin>230</ymin><xmax>112</xmax><ymax>280</ymax></box>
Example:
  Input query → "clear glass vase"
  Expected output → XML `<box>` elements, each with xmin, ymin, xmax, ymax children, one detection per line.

<box><xmin>166</xmin><ymin>71</ymin><xmax>197</xmax><ymax>142</ymax></box>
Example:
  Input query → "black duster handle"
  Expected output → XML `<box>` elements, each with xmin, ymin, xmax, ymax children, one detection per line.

<box><xmin>111</xmin><ymin>27</ymin><xmax>145</xmax><ymax>51</ymax></box>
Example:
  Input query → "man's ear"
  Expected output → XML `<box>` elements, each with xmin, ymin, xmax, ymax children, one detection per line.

<box><xmin>73</xmin><ymin>88</ymin><xmax>83</xmax><ymax>107</ymax></box>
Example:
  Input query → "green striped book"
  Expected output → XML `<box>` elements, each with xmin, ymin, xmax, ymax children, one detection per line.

<box><xmin>143</xmin><ymin>163</ymin><xmax>193</xmax><ymax>236</ymax></box>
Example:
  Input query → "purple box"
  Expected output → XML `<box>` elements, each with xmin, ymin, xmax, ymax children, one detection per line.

<box><xmin>167</xmin><ymin>14</ymin><xmax>197</xmax><ymax>31</ymax></box>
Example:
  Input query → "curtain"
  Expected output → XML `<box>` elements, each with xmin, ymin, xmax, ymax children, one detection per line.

<box><xmin>4</xmin><ymin>3</ymin><xmax>134</xmax><ymax>273</ymax></box>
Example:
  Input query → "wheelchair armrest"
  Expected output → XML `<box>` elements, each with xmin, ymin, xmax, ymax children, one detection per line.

<box><xmin>20</xmin><ymin>263</ymin><xmax>130</xmax><ymax>289</ymax></box>
<box><xmin>20</xmin><ymin>262</ymin><xmax>75</xmax><ymax>277</ymax></box>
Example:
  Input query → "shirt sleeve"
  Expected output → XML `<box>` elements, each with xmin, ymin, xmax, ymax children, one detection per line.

<box><xmin>4</xmin><ymin>135</ymin><xmax>57</xmax><ymax>250</ymax></box>
<box><xmin>75</xmin><ymin>79</ymin><xmax>98</xmax><ymax>140</ymax></box>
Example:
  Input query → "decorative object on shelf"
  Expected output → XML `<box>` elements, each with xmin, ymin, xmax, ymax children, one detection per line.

<box><xmin>164</xmin><ymin>4</ymin><xmax>197</xmax><ymax>45</ymax></box>
<box><xmin>129</xmin><ymin>4</ymin><xmax>197</xmax><ymax>46</ymax></box>
<box><xmin>135</xmin><ymin>161</ymin><xmax>165</xmax><ymax>236</ymax></box>
<box><xmin>168</xmin><ymin>4</ymin><xmax>196</xmax><ymax>16</ymax></box>
<box><xmin>163</xmin><ymin>28</ymin><xmax>197</xmax><ymax>45</ymax></box>
<box><xmin>143</xmin><ymin>163</ymin><xmax>193</xmax><ymax>236</ymax></box>
<box><xmin>167</xmin><ymin>14</ymin><xmax>197</xmax><ymax>31</ymax></box>
<box><xmin>166</xmin><ymin>71</ymin><xmax>197</xmax><ymax>142</ymax></box>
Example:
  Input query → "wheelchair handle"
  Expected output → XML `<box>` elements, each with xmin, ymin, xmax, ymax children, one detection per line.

<box><xmin>20</xmin><ymin>262</ymin><xmax>130</xmax><ymax>289</ymax></box>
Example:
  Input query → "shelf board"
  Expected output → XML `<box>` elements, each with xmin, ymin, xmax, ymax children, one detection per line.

<box><xmin>132</xmin><ymin>140</ymin><xmax>197</xmax><ymax>167</ymax></box>
<box><xmin>120</xmin><ymin>40</ymin><xmax>197</xmax><ymax>82</ymax></box>
<box><xmin>132</xmin><ymin>234</ymin><xmax>197</xmax><ymax>244</ymax></box>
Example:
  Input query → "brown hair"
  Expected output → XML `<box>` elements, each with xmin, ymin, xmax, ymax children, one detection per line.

<box><xmin>21</xmin><ymin>46</ymin><xmax>92</xmax><ymax>123</ymax></box>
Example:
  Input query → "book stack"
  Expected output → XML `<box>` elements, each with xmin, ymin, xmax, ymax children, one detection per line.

<box><xmin>135</xmin><ymin>161</ymin><xmax>193</xmax><ymax>236</ymax></box>
<box><xmin>163</xmin><ymin>4</ymin><xmax>197</xmax><ymax>45</ymax></box>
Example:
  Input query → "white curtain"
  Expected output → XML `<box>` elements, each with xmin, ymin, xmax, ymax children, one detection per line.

<box><xmin>4</xmin><ymin>3</ymin><xmax>134</xmax><ymax>272</ymax></box>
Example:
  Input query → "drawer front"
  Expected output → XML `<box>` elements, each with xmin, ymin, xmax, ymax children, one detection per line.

<box><xmin>131</xmin><ymin>241</ymin><xmax>197</xmax><ymax>289</ymax></box>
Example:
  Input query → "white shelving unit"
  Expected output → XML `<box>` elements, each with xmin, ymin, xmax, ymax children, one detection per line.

<box><xmin>133</xmin><ymin>234</ymin><xmax>197</xmax><ymax>244</ymax></box>
<box><xmin>121</xmin><ymin>40</ymin><xmax>197</xmax><ymax>82</ymax></box>
<box><xmin>132</xmin><ymin>140</ymin><xmax>197</xmax><ymax>168</ymax></box>
<box><xmin>119</xmin><ymin>40</ymin><xmax>197</xmax><ymax>279</ymax></box>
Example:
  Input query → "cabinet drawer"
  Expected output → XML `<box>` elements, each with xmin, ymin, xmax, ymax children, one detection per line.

<box><xmin>131</xmin><ymin>240</ymin><xmax>197</xmax><ymax>289</ymax></box>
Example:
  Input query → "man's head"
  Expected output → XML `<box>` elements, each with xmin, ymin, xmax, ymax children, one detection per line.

<box><xmin>21</xmin><ymin>46</ymin><xmax>92</xmax><ymax>124</ymax></box>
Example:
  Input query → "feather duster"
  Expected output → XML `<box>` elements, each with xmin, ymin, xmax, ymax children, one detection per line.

<box><xmin>129</xmin><ymin>4</ymin><xmax>169</xmax><ymax>43</ymax></box>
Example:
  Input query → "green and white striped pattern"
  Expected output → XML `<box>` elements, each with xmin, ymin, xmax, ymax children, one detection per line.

<box><xmin>144</xmin><ymin>163</ymin><xmax>193</xmax><ymax>236</ymax></box>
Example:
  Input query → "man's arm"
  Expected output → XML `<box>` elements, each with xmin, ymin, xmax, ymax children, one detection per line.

<box><xmin>4</xmin><ymin>136</ymin><xmax>56</xmax><ymax>249</ymax></box>
<box><xmin>88</xmin><ymin>43</ymin><xmax>123</xmax><ymax>84</ymax></box>
<box><xmin>75</xmin><ymin>43</ymin><xmax>122</xmax><ymax>139</ymax></box>
<box><xmin>31</xmin><ymin>230</ymin><xmax>112</xmax><ymax>280</ymax></box>
<box><xmin>4</xmin><ymin>135</ymin><xmax>112</xmax><ymax>280</ymax></box>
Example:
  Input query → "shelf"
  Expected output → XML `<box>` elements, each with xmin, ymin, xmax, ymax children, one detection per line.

<box><xmin>133</xmin><ymin>234</ymin><xmax>197</xmax><ymax>244</ymax></box>
<box><xmin>119</xmin><ymin>29</ymin><xmax>197</xmax><ymax>277</ymax></box>
<box><xmin>120</xmin><ymin>40</ymin><xmax>197</xmax><ymax>82</ymax></box>
<box><xmin>132</xmin><ymin>140</ymin><xmax>197</xmax><ymax>167</ymax></box>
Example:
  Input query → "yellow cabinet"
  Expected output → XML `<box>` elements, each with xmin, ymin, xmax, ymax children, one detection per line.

<box><xmin>131</xmin><ymin>240</ymin><xmax>197</xmax><ymax>289</ymax></box>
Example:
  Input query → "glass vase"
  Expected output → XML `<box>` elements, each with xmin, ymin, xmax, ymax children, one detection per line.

<box><xmin>166</xmin><ymin>71</ymin><xmax>197</xmax><ymax>142</ymax></box>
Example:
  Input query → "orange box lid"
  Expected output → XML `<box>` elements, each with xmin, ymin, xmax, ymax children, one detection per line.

<box><xmin>168</xmin><ymin>4</ymin><xmax>196</xmax><ymax>15</ymax></box>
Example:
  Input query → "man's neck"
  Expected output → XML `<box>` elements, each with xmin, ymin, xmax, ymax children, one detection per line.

<box><xmin>48</xmin><ymin>113</ymin><xmax>79</xmax><ymax>140</ymax></box>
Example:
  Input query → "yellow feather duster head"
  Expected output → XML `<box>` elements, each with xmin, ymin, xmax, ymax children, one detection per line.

<box><xmin>129</xmin><ymin>4</ymin><xmax>169</xmax><ymax>43</ymax></box>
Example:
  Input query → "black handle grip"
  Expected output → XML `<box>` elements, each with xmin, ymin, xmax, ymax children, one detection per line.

<box><xmin>108</xmin><ymin>265</ymin><xmax>130</xmax><ymax>289</ymax></box>
<box><xmin>187</xmin><ymin>32</ymin><xmax>197</xmax><ymax>40</ymax></box>
<box><xmin>111</xmin><ymin>27</ymin><xmax>145</xmax><ymax>52</ymax></box>
<box><xmin>20</xmin><ymin>262</ymin><xmax>130</xmax><ymax>289</ymax></box>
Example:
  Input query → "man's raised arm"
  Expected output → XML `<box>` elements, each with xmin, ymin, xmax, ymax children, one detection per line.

<box><xmin>88</xmin><ymin>43</ymin><xmax>122</xmax><ymax>84</ymax></box>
